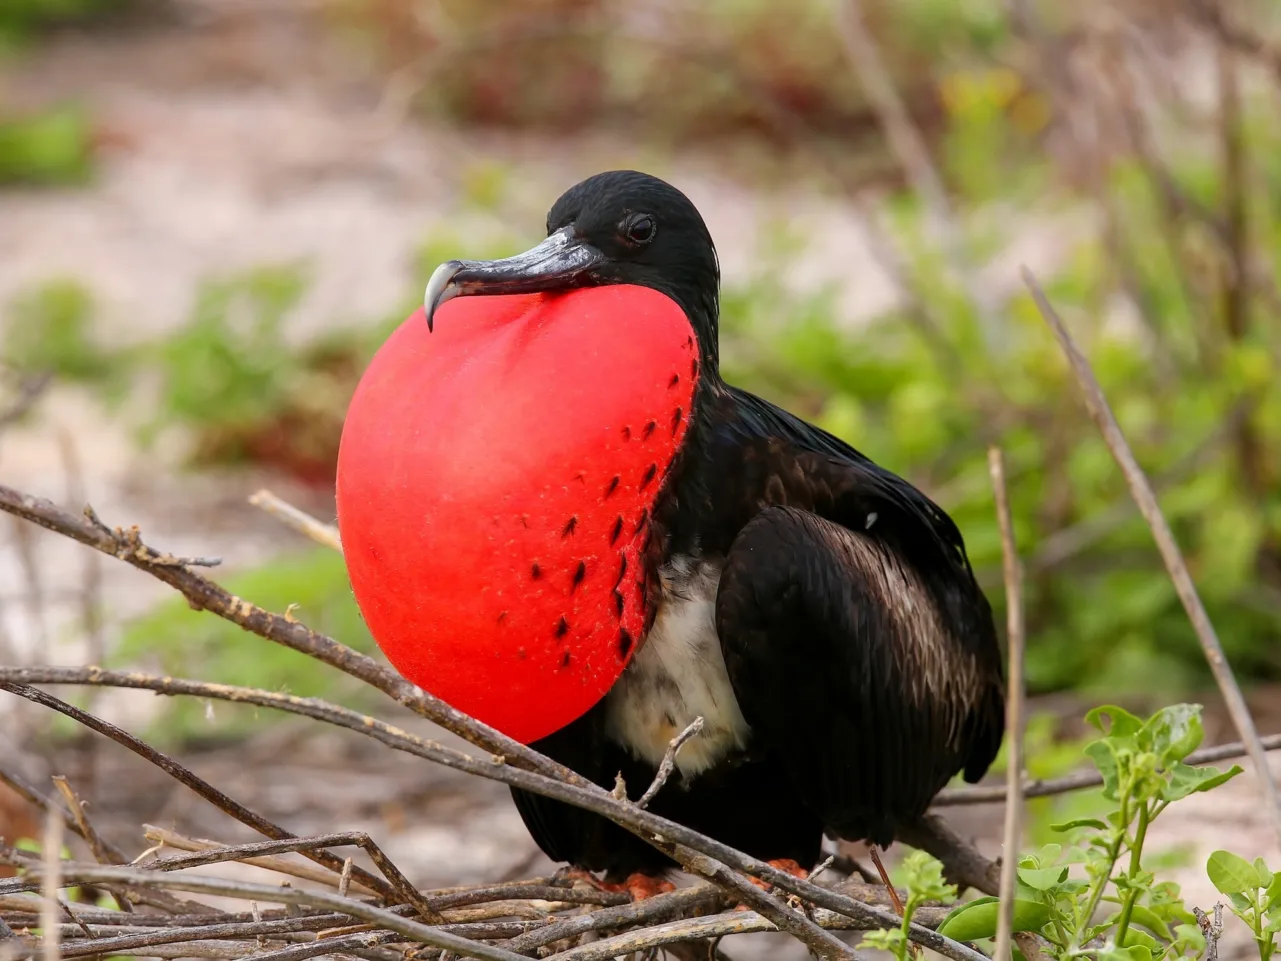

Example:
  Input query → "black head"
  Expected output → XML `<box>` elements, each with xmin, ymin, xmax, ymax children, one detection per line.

<box><xmin>424</xmin><ymin>170</ymin><xmax>721</xmax><ymax>366</ymax></box>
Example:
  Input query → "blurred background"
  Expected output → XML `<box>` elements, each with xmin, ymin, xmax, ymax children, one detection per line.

<box><xmin>2</xmin><ymin>0</ymin><xmax>1281</xmax><ymax>954</ymax></box>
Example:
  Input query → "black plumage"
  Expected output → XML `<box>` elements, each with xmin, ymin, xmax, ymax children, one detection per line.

<box><xmin>423</xmin><ymin>169</ymin><xmax>1005</xmax><ymax>884</ymax></box>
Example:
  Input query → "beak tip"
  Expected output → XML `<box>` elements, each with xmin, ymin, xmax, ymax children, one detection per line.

<box><xmin>423</xmin><ymin>261</ymin><xmax>462</xmax><ymax>333</ymax></box>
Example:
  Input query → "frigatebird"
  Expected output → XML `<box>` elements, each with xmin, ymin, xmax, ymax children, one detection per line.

<box><xmin>339</xmin><ymin>170</ymin><xmax>1005</xmax><ymax>900</ymax></box>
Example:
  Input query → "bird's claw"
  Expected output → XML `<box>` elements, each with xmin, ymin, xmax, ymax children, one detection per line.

<box><xmin>557</xmin><ymin>867</ymin><xmax>674</xmax><ymax>901</ymax></box>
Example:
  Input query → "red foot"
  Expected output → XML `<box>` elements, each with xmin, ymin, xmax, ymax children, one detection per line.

<box><xmin>619</xmin><ymin>872</ymin><xmax>676</xmax><ymax>901</ymax></box>
<box><xmin>558</xmin><ymin>867</ymin><xmax>674</xmax><ymax>901</ymax></box>
<box><xmin>735</xmin><ymin>858</ymin><xmax>812</xmax><ymax>910</ymax></box>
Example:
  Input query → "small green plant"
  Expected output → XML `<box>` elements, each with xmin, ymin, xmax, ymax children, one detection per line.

<box><xmin>937</xmin><ymin>703</ymin><xmax>1237</xmax><ymax>960</ymax></box>
<box><xmin>864</xmin><ymin>850</ymin><xmax>958</xmax><ymax>961</ymax></box>
<box><xmin>1206</xmin><ymin>851</ymin><xmax>1281</xmax><ymax>961</ymax></box>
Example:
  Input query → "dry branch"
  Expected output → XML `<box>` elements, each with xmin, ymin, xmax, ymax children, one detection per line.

<box><xmin>935</xmin><ymin>733</ymin><xmax>1281</xmax><ymax>805</ymax></box>
<box><xmin>1021</xmin><ymin>268</ymin><xmax>1281</xmax><ymax>844</ymax></box>
<box><xmin>249</xmin><ymin>490</ymin><xmax>342</xmax><ymax>552</ymax></box>
<box><xmin>989</xmin><ymin>447</ymin><xmax>1025</xmax><ymax>961</ymax></box>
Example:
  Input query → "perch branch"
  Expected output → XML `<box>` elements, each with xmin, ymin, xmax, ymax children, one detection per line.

<box><xmin>1022</xmin><ymin>267</ymin><xmax>1281</xmax><ymax>845</ymax></box>
<box><xmin>0</xmin><ymin>662</ymin><xmax>988</xmax><ymax>961</ymax></box>
<box><xmin>0</xmin><ymin>493</ymin><xmax>989</xmax><ymax>961</ymax></box>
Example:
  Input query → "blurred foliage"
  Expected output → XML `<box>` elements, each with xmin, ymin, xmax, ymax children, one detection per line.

<box><xmin>0</xmin><ymin>0</ymin><xmax>112</xmax><ymax>47</ymax></box>
<box><xmin>328</xmin><ymin>0</ymin><xmax>1014</xmax><ymax>150</ymax></box>
<box><xmin>0</xmin><ymin>106</ymin><xmax>94</xmax><ymax>185</ymax></box>
<box><xmin>135</xmin><ymin>265</ymin><xmax>363</xmax><ymax>485</ymax></box>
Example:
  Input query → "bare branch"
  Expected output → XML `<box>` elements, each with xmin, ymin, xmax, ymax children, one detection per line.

<box><xmin>989</xmin><ymin>447</ymin><xmax>1025</xmax><ymax>961</ymax></box>
<box><xmin>22</xmin><ymin>865</ymin><xmax>527</xmax><ymax>961</ymax></box>
<box><xmin>0</xmin><ymin>491</ymin><xmax>989</xmax><ymax>961</ymax></box>
<box><xmin>936</xmin><ymin>732</ymin><xmax>1281</xmax><ymax>805</ymax></box>
<box><xmin>248</xmin><ymin>490</ymin><xmax>342</xmax><ymax>553</ymax></box>
<box><xmin>1022</xmin><ymin>267</ymin><xmax>1281</xmax><ymax>845</ymax></box>
<box><xmin>38</xmin><ymin>812</ymin><xmax>62</xmax><ymax>961</ymax></box>
<box><xmin>636</xmin><ymin>716</ymin><xmax>703</xmax><ymax>809</ymax></box>
<box><xmin>0</xmin><ymin>684</ymin><xmax>398</xmax><ymax>906</ymax></box>
<box><xmin>50</xmin><ymin>776</ymin><xmax>133</xmax><ymax>912</ymax></box>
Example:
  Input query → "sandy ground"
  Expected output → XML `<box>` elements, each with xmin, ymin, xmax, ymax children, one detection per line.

<box><xmin>1</xmin><ymin>2</ymin><xmax>1277</xmax><ymax>958</ymax></box>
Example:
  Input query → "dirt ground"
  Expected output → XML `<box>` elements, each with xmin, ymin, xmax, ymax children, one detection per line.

<box><xmin>1</xmin><ymin>2</ymin><xmax>1278</xmax><ymax>958</ymax></box>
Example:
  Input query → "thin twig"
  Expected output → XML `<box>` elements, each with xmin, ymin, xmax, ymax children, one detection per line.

<box><xmin>636</xmin><ymin>717</ymin><xmax>703</xmax><ymax>809</ymax></box>
<box><xmin>38</xmin><ymin>812</ymin><xmax>61</xmax><ymax>961</ymax></box>
<box><xmin>988</xmin><ymin>447</ymin><xmax>1025</xmax><ymax>961</ymax></box>
<box><xmin>248</xmin><ymin>491</ymin><xmax>342</xmax><ymax>553</ymax></box>
<box><xmin>51</xmin><ymin>776</ymin><xmax>132</xmax><ymax>912</ymax></box>
<box><xmin>937</xmin><ymin>732</ymin><xmax>1281</xmax><ymax>805</ymax></box>
<box><xmin>1023</xmin><ymin>267</ymin><xmax>1281</xmax><ymax>844</ymax></box>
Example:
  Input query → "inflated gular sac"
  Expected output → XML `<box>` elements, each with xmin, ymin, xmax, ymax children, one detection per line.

<box><xmin>336</xmin><ymin>285</ymin><xmax>699</xmax><ymax>743</ymax></box>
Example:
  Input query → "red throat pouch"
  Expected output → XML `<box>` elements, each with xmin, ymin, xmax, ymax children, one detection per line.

<box><xmin>336</xmin><ymin>284</ymin><xmax>699</xmax><ymax>743</ymax></box>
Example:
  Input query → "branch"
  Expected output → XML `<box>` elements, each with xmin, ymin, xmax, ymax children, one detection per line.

<box><xmin>0</xmin><ymin>491</ymin><xmax>990</xmax><ymax>961</ymax></box>
<box><xmin>1022</xmin><ymin>267</ymin><xmax>1281</xmax><ymax>844</ymax></box>
<box><xmin>636</xmin><ymin>716</ymin><xmax>703</xmax><ymax>808</ymax></box>
<box><xmin>1185</xmin><ymin>0</ymin><xmax>1281</xmax><ymax>85</ymax></box>
<box><xmin>50</xmin><ymin>777</ymin><xmax>132</xmax><ymax>913</ymax></box>
<box><xmin>248</xmin><ymin>490</ymin><xmax>342</xmax><ymax>553</ymax></box>
<box><xmin>989</xmin><ymin>447</ymin><xmax>1026</xmax><ymax>961</ymax></box>
<box><xmin>936</xmin><ymin>732</ymin><xmax>1281</xmax><ymax>805</ymax></box>
<box><xmin>20</xmin><ymin>865</ymin><xmax>527</xmax><ymax>961</ymax></box>
<box><xmin>0</xmin><ymin>684</ymin><xmax>399</xmax><ymax>909</ymax></box>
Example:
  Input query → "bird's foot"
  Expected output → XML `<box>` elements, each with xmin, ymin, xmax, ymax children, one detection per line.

<box><xmin>733</xmin><ymin>859</ymin><xmax>811</xmax><ymax>911</ymax></box>
<box><xmin>615</xmin><ymin>872</ymin><xmax>677</xmax><ymax>901</ymax></box>
<box><xmin>557</xmin><ymin>867</ymin><xmax>674</xmax><ymax>901</ymax></box>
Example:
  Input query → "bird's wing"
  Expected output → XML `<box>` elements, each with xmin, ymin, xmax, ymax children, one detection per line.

<box><xmin>722</xmin><ymin>385</ymin><xmax>975</xmax><ymax>575</ymax></box>
<box><xmin>714</xmin><ymin>500</ymin><xmax>1004</xmax><ymax>848</ymax></box>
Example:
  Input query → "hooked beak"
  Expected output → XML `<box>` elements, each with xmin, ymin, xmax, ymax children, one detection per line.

<box><xmin>423</xmin><ymin>227</ymin><xmax>607</xmax><ymax>331</ymax></box>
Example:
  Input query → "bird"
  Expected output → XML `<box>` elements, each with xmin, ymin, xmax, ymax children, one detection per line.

<box><xmin>339</xmin><ymin>169</ymin><xmax>1005</xmax><ymax>903</ymax></box>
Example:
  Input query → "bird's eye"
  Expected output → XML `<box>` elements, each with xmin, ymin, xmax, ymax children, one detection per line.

<box><xmin>624</xmin><ymin>215</ymin><xmax>656</xmax><ymax>245</ymax></box>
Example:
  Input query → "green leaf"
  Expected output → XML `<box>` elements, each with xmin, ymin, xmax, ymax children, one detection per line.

<box><xmin>1228</xmin><ymin>892</ymin><xmax>1254</xmax><ymax>914</ymax></box>
<box><xmin>1163</xmin><ymin>762</ymin><xmax>1243</xmax><ymax>801</ymax></box>
<box><xmin>1208</xmin><ymin>850</ymin><xmax>1262</xmax><ymax>895</ymax></box>
<box><xmin>1118</xmin><ymin>927</ymin><xmax>1161</xmax><ymax>951</ymax></box>
<box><xmin>1257</xmin><ymin>858</ymin><xmax>1274</xmax><ymax>888</ymax></box>
<box><xmin>1098</xmin><ymin>943</ymin><xmax>1152</xmax><ymax>961</ymax></box>
<box><xmin>1142</xmin><ymin>703</ymin><xmax>1204</xmax><ymax>764</ymax></box>
<box><xmin>1266</xmin><ymin>870</ymin><xmax>1281</xmax><ymax>903</ymax></box>
<box><xmin>1051</xmin><ymin>818</ymin><xmax>1108</xmax><ymax>833</ymax></box>
<box><xmin>1085</xmin><ymin>739</ymin><xmax>1123</xmax><ymax>800</ymax></box>
<box><xmin>1017</xmin><ymin>865</ymin><xmax>1068</xmax><ymax>891</ymax></box>
<box><xmin>1125</xmin><ymin>905</ymin><xmax>1175</xmax><ymax>940</ymax></box>
<box><xmin>936</xmin><ymin>897</ymin><xmax>1052</xmax><ymax>941</ymax></box>
<box><xmin>1087</xmin><ymin>705</ymin><xmax>1145</xmax><ymax>737</ymax></box>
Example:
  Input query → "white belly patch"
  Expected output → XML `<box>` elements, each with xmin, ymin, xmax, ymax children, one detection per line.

<box><xmin>603</xmin><ymin>555</ymin><xmax>751</xmax><ymax>779</ymax></box>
